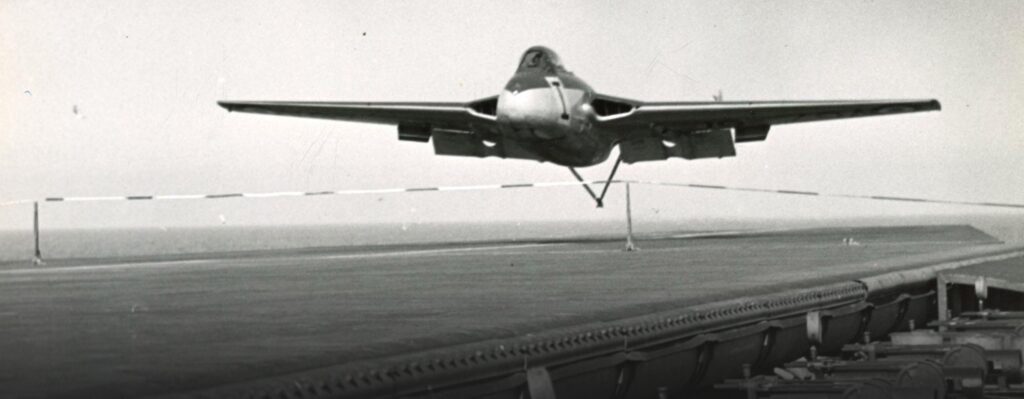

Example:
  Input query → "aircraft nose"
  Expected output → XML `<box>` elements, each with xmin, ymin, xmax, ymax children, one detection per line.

<box><xmin>498</xmin><ymin>88</ymin><xmax>562</xmax><ymax>127</ymax></box>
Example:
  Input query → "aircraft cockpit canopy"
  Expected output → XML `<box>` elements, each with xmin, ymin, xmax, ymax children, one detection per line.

<box><xmin>518</xmin><ymin>47</ymin><xmax>565</xmax><ymax>73</ymax></box>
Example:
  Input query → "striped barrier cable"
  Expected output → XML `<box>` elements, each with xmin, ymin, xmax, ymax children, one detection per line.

<box><xmin>0</xmin><ymin>180</ymin><xmax>624</xmax><ymax>207</ymax></box>
<box><xmin>2</xmin><ymin>179</ymin><xmax>1022</xmax><ymax>210</ymax></box>
<box><xmin>632</xmin><ymin>180</ymin><xmax>1024</xmax><ymax>209</ymax></box>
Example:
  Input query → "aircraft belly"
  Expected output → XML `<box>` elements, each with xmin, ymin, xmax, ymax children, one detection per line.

<box><xmin>493</xmin><ymin>85</ymin><xmax>606</xmax><ymax>166</ymax></box>
<box><xmin>524</xmin><ymin>130</ymin><xmax>613</xmax><ymax>167</ymax></box>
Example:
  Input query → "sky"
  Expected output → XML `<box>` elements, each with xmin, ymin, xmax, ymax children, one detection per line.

<box><xmin>1</xmin><ymin>1</ymin><xmax>1022</xmax><ymax>229</ymax></box>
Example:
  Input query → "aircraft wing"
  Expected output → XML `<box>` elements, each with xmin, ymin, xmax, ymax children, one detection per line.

<box><xmin>217</xmin><ymin>98</ymin><xmax>551</xmax><ymax>161</ymax></box>
<box><xmin>593</xmin><ymin>97</ymin><xmax>940</xmax><ymax>163</ymax></box>
<box><xmin>597</xmin><ymin>98</ymin><xmax>941</xmax><ymax>138</ymax></box>
<box><xmin>217</xmin><ymin>99</ymin><xmax>497</xmax><ymax>130</ymax></box>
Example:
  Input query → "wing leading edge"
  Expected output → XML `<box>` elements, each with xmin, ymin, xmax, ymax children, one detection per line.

<box><xmin>596</xmin><ymin>98</ymin><xmax>941</xmax><ymax>134</ymax></box>
<box><xmin>216</xmin><ymin>99</ymin><xmax>498</xmax><ymax>131</ymax></box>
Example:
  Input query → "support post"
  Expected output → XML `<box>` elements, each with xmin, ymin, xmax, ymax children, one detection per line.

<box><xmin>33</xmin><ymin>201</ymin><xmax>44</xmax><ymax>266</ymax></box>
<box><xmin>624</xmin><ymin>183</ymin><xmax>637</xmax><ymax>252</ymax></box>
<box><xmin>937</xmin><ymin>274</ymin><xmax>948</xmax><ymax>329</ymax></box>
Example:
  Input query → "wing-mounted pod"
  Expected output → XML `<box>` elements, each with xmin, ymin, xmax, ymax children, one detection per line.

<box><xmin>398</xmin><ymin>124</ymin><xmax>432</xmax><ymax>142</ymax></box>
<box><xmin>432</xmin><ymin>129</ymin><xmax>543</xmax><ymax>161</ymax></box>
<box><xmin>617</xmin><ymin>124</ymin><xmax>768</xmax><ymax>163</ymax></box>
<box><xmin>734</xmin><ymin>125</ymin><xmax>770</xmax><ymax>142</ymax></box>
<box><xmin>397</xmin><ymin>124</ymin><xmax>541</xmax><ymax>161</ymax></box>
<box><xmin>619</xmin><ymin>127</ymin><xmax>737</xmax><ymax>163</ymax></box>
<box><xmin>663</xmin><ymin>128</ymin><xmax>737</xmax><ymax>159</ymax></box>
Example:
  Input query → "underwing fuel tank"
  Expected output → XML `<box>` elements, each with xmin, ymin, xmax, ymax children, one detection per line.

<box><xmin>397</xmin><ymin>124</ymin><xmax>431</xmax><ymax>142</ymax></box>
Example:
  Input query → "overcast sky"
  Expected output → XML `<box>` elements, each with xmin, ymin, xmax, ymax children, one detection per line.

<box><xmin>1</xmin><ymin>1</ymin><xmax>1022</xmax><ymax>229</ymax></box>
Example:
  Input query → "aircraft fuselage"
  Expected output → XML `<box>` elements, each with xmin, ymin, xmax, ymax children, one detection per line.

<box><xmin>495</xmin><ymin>47</ymin><xmax>613</xmax><ymax>167</ymax></box>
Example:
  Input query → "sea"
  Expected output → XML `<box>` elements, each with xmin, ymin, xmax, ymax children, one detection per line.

<box><xmin>1</xmin><ymin>214</ymin><xmax>1022</xmax><ymax>264</ymax></box>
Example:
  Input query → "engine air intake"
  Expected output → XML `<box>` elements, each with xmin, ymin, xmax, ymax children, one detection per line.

<box><xmin>591</xmin><ymin>98</ymin><xmax>635</xmax><ymax>117</ymax></box>
<box><xmin>469</xmin><ymin>97</ymin><xmax>498</xmax><ymax>116</ymax></box>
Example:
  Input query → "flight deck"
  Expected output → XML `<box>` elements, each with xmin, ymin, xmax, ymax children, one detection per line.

<box><xmin>0</xmin><ymin>224</ymin><xmax>1016</xmax><ymax>398</ymax></box>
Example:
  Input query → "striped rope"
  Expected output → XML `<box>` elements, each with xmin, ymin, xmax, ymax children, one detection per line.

<box><xmin>0</xmin><ymin>199</ymin><xmax>35</xmax><ymax>207</ymax></box>
<box><xmin>2</xmin><ymin>179</ymin><xmax>1022</xmax><ymax>210</ymax></box>
<box><xmin>633</xmin><ymin>180</ymin><xmax>1024</xmax><ymax>210</ymax></box>
<box><xmin>0</xmin><ymin>180</ymin><xmax>622</xmax><ymax>207</ymax></box>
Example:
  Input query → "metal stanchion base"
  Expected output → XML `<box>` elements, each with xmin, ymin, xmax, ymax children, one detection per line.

<box><xmin>624</xmin><ymin>236</ymin><xmax>638</xmax><ymax>252</ymax></box>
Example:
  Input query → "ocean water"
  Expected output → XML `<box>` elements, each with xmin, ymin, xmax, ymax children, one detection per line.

<box><xmin>1</xmin><ymin>215</ymin><xmax>1021</xmax><ymax>263</ymax></box>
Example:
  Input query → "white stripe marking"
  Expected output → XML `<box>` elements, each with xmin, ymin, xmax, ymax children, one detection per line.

<box><xmin>0</xmin><ymin>243</ymin><xmax>564</xmax><ymax>277</ymax></box>
<box><xmin>316</xmin><ymin>243</ymin><xmax>563</xmax><ymax>260</ymax></box>
<box><xmin>61</xmin><ymin>196</ymin><xmax>126</xmax><ymax>202</ymax></box>
<box><xmin>0</xmin><ymin>259</ymin><xmax>217</xmax><ymax>275</ymax></box>
<box><xmin>241</xmin><ymin>192</ymin><xmax>306</xmax><ymax>198</ymax></box>
<box><xmin>437</xmin><ymin>184</ymin><xmax>503</xmax><ymax>191</ymax></box>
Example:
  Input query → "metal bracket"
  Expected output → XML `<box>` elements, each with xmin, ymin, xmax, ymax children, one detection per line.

<box><xmin>526</xmin><ymin>367</ymin><xmax>557</xmax><ymax>399</ymax></box>
<box><xmin>686</xmin><ymin>339</ymin><xmax>718</xmax><ymax>387</ymax></box>
<box><xmin>806</xmin><ymin>311</ymin><xmax>824</xmax><ymax>347</ymax></box>
<box><xmin>611</xmin><ymin>361</ymin><xmax>637</xmax><ymax>399</ymax></box>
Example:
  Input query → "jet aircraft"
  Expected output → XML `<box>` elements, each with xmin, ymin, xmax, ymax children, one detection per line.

<box><xmin>218</xmin><ymin>46</ymin><xmax>940</xmax><ymax>207</ymax></box>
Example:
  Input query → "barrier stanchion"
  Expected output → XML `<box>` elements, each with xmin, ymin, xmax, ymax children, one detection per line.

<box><xmin>32</xmin><ymin>201</ymin><xmax>43</xmax><ymax>266</ymax></box>
<box><xmin>625</xmin><ymin>182</ymin><xmax>638</xmax><ymax>252</ymax></box>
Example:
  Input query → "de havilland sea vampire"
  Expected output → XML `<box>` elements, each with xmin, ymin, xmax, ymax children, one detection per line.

<box><xmin>218</xmin><ymin>46</ymin><xmax>941</xmax><ymax>207</ymax></box>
